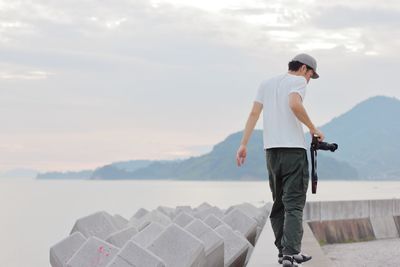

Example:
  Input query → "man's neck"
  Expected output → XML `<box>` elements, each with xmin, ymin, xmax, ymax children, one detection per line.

<box><xmin>288</xmin><ymin>70</ymin><xmax>303</xmax><ymax>76</ymax></box>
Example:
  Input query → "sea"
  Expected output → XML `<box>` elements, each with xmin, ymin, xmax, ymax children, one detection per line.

<box><xmin>1</xmin><ymin>179</ymin><xmax>400</xmax><ymax>266</ymax></box>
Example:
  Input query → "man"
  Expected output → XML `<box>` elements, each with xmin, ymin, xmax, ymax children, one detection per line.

<box><xmin>236</xmin><ymin>54</ymin><xmax>324</xmax><ymax>267</ymax></box>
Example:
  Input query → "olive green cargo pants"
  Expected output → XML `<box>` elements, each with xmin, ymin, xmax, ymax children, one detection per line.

<box><xmin>265</xmin><ymin>147</ymin><xmax>309</xmax><ymax>255</ymax></box>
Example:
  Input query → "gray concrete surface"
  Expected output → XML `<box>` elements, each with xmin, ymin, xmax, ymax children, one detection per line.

<box><xmin>194</xmin><ymin>206</ymin><xmax>225</xmax><ymax>220</ymax></box>
<box><xmin>112</xmin><ymin>215</ymin><xmax>129</xmax><ymax>229</ymax></box>
<box><xmin>247</xmin><ymin>217</ymin><xmax>333</xmax><ymax>266</ymax></box>
<box><xmin>222</xmin><ymin>208</ymin><xmax>258</xmax><ymax>246</ymax></box>
<box><xmin>204</xmin><ymin>214</ymin><xmax>225</xmax><ymax>229</ymax></box>
<box><xmin>147</xmin><ymin>224</ymin><xmax>206</xmax><ymax>267</ymax></box>
<box><xmin>66</xmin><ymin>236</ymin><xmax>119</xmax><ymax>267</ymax></box>
<box><xmin>370</xmin><ymin>216</ymin><xmax>399</xmax><ymax>239</ymax></box>
<box><xmin>107</xmin><ymin>241</ymin><xmax>166</xmax><ymax>267</ymax></box>
<box><xmin>130</xmin><ymin>222</ymin><xmax>165</xmax><ymax>248</ymax></box>
<box><xmin>322</xmin><ymin>237</ymin><xmax>400</xmax><ymax>267</ymax></box>
<box><xmin>70</xmin><ymin>211</ymin><xmax>120</xmax><ymax>239</ymax></box>
<box><xmin>173</xmin><ymin>211</ymin><xmax>196</xmax><ymax>228</ymax></box>
<box><xmin>106</xmin><ymin>226</ymin><xmax>138</xmax><ymax>248</ymax></box>
<box><xmin>52</xmin><ymin>199</ymin><xmax>400</xmax><ymax>267</ymax></box>
<box><xmin>215</xmin><ymin>224</ymin><xmax>250</xmax><ymax>267</ymax></box>
<box><xmin>185</xmin><ymin>219</ymin><xmax>224</xmax><ymax>267</ymax></box>
<box><xmin>304</xmin><ymin>199</ymin><xmax>400</xmax><ymax>222</ymax></box>
<box><xmin>50</xmin><ymin>232</ymin><xmax>86</xmax><ymax>267</ymax></box>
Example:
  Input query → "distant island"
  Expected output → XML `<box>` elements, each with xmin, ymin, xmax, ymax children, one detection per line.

<box><xmin>36</xmin><ymin>95</ymin><xmax>400</xmax><ymax>181</ymax></box>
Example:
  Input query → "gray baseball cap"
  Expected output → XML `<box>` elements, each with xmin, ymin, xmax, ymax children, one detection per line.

<box><xmin>292</xmin><ymin>53</ymin><xmax>319</xmax><ymax>79</ymax></box>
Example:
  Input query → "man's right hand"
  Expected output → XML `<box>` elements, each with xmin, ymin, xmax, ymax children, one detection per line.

<box><xmin>310</xmin><ymin>128</ymin><xmax>325</xmax><ymax>142</ymax></box>
<box><xmin>236</xmin><ymin>145</ymin><xmax>247</xmax><ymax>167</ymax></box>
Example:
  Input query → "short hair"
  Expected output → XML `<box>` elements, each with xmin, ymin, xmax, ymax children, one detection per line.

<box><xmin>288</xmin><ymin>60</ymin><xmax>313</xmax><ymax>72</ymax></box>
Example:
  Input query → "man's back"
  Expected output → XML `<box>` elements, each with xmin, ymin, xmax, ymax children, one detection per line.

<box><xmin>255</xmin><ymin>73</ymin><xmax>308</xmax><ymax>150</ymax></box>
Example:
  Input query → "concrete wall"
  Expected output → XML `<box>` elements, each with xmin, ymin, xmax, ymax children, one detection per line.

<box><xmin>305</xmin><ymin>199</ymin><xmax>400</xmax><ymax>244</ymax></box>
<box><xmin>308</xmin><ymin>218</ymin><xmax>375</xmax><ymax>244</ymax></box>
<box><xmin>304</xmin><ymin>198</ymin><xmax>400</xmax><ymax>221</ymax></box>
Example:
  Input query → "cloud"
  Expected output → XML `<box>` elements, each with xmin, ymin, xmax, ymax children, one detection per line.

<box><xmin>0</xmin><ymin>70</ymin><xmax>52</xmax><ymax>80</ymax></box>
<box><xmin>311</xmin><ymin>5</ymin><xmax>400</xmax><ymax>29</ymax></box>
<box><xmin>0</xmin><ymin>0</ymin><xmax>399</xmax><ymax>171</ymax></box>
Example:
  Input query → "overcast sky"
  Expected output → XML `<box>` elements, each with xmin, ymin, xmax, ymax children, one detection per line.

<box><xmin>0</xmin><ymin>0</ymin><xmax>399</xmax><ymax>172</ymax></box>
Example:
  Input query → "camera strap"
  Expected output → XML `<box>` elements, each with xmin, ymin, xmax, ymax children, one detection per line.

<box><xmin>310</xmin><ymin>145</ymin><xmax>318</xmax><ymax>194</ymax></box>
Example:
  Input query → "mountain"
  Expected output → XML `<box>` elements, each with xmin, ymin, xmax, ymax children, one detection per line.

<box><xmin>36</xmin><ymin>95</ymin><xmax>400</xmax><ymax>180</ymax></box>
<box><xmin>91</xmin><ymin>131</ymin><xmax>267</xmax><ymax>180</ymax></box>
<box><xmin>89</xmin><ymin>129</ymin><xmax>357</xmax><ymax>181</ymax></box>
<box><xmin>111</xmin><ymin>160</ymin><xmax>168</xmax><ymax>172</ymax></box>
<box><xmin>315</xmin><ymin>96</ymin><xmax>400</xmax><ymax>179</ymax></box>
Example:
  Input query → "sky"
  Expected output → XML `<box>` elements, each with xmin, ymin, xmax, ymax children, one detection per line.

<box><xmin>0</xmin><ymin>0</ymin><xmax>399</xmax><ymax>172</ymax></box>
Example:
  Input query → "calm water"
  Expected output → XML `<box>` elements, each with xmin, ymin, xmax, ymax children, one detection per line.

<box><xmin>1</xmin><ymin>179</ymin><xmax>400</xmax><ymax>267</ymax></box>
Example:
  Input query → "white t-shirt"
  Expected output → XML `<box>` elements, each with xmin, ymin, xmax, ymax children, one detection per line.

<box><xmin>254</xmin><ymin>73</ymin><xmax>307</xmax><ymax>150</ymax></box>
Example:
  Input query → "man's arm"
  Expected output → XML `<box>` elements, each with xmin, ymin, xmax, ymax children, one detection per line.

<box><xmin>240</xmin><ymin>102</ymin><xmax>263</xmax><ymax>146</ymax></box>
<box><xmin>236</xmin><ymin>102</ymin><xmax>263</xmax><ymax>166</ymax></box>
<box><xmin>288</xmin><ymin>93</ymin><xmax>324</xmax><ymax>141</ymax></box>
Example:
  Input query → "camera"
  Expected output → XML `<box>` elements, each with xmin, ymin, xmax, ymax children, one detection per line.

<box><xmin>311</xmin><ymin>135</ymin><xmax>338</xmax><ymax>152</ymax></box>
<box><xmin>310</xmin><ymin>135</ymin><xmax>338</xmax><ymax>194</ymax></box>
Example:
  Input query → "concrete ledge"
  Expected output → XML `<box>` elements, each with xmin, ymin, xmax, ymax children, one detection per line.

<box><xmin>320</xmin><ymin>200</ymin><xmax>370</xmax><ymax>221</ymax></box>
<box><xmin>303</xmin><ymin>201</ymin><xmax>321</xmax><ymax>221</ymax></box>
<box><xmin>394</xmin><ymin>216</ymin><xmax>400</xmax><ymax>233</ymax></box>
<box><xmin>308</xmin><ymin>218</ymin><xmax>375</xmax><ymax>244</ymax></box>
<box><xmin>304</xmin><ymin>199</ymin><xmax>400</xmax><ymax>221</ymax></box>
<box><xmin>369</xmin><ymin>199</ymin><xmax>394</xmax><ymax>217</ymax></box>
<box><xmin>370</xmin><ymin>216</ymin><xmax>399</xmax><ymax>239</ymax></box>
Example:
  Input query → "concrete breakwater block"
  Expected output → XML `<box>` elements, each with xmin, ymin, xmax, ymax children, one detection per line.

<box><xmin>185</xmin><ymin>219</ymin><xmax>224</xmax><ymax>267</ymax></box>
<box><xmin>52</xmin><ymin>203</ymin><xmax>268</xmax><ymax>267</ymax></box>
<box><xmin>194</xmin><ymin>206</ymin><xmax>224</xmax><ymax>220</ymax></box>
<box><xmin>71</xmin><ymin>211</ymin><xmax>120</xmax><ymax>239</ymax></box>
<box><xmin>173</xmin><ymin>211</ymin><xmax>195</xmax><ymax>228</ymax></box>
<box><xmin>255</xmin><ymin>226</ymin><xmax>262</xmax><ymax>244</ymax></box>
<box><xmin>370</xmin><ymin>216</ymin><xmax>399</xmax><ymax>239</ymax></box>
<box><xmin>157</xmin><ymin>206</ymin><xmax>176</xmax><ymax>219</ymax></box>
<box><xmin>244</xmin><ymin>244</ymin><xmax>254</xmax><ymax>266</ymax></box>
<box><xmin>50</xmin><ymin>232</ymin><xmax>87</xmax><ymax>267</ymax></box>
<box><xmin>106</xmin><ymin>226</ymin><xmax>138</xmax><ymax>248</ymax></box>
<box><xmin>113</xmin><ymin>215</ymin><xmax>129</xmax><ymax>229</ymax></box>
<box><xmin>130</xmin><ymin>210</ymin><xmax>172</xmax><ymax>231</ymax></box>
<box><xmin>131</xmin><ymin>208</ymin><xmax>149</xmax><ymax>220</ymax></box>
<box><xmin>196</xmin><ymin>202</ymin><xmax>213</xmax><ymax>212</ymax></box>
<box><xmin>225</xmin><ymin>203</ymin><xmax>265</xmax><ymax>227</ymax></box>
<box><xmin>222</xmin><ymin>208</ymin><xmax>258</xmax><ymax>246</ymax></box>
<box><xmin>215</xmin><ymin>224</ymin><xmax>250</xmax><ymax>267</ymax></box>
<box><xmin>148</xmin><ymin>224</ymin><xmax>206</xmax><ymax>267</ymax></box>
<box><xmin>175</xmin><ymin>205</ymin><xmax>194</xmax><ymax>217</ymax></box>
<box><xmin>204</xmin><ymin>214</ymin><xmax>225</xmax><ymax>229</ymax></box>
<box><xmin>66</xmin><ymin>236</ymin><xmax>119</xmax><ymax>267</ymax></box>
<box><xmin>131</xmin><ymin>222</ymin><xmax>166</xmax><ymax>248</ymax></box>
<box><xmin>308</xmin><ymin>218</ymin><xmax>375</xmax><ymax>244</ymax></box>
<box><xmin>106</xmin><ymin>241</ymin><xmax>166</xmax><ymax>267</ymax></box>
<box><xmin>258</xmin><ymin>203</ymin><xmax>271</xmax><ymax>218</ymax></box>
<box><xmin>104</xmin><ymin>256</ymin><xmax>132</xmax><ymax>267</ymax></box>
